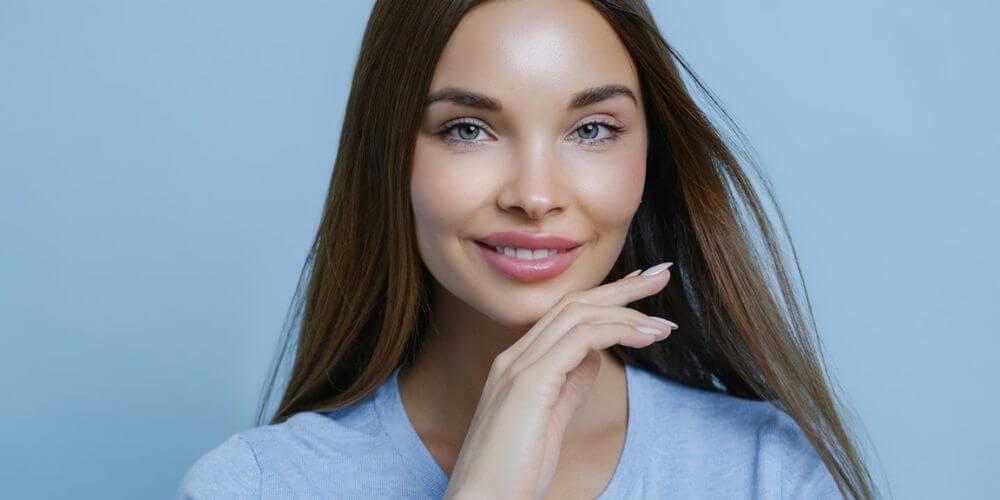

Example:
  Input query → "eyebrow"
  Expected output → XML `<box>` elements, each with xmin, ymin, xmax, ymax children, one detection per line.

<box><xmin>425</xmin><ymin>84</ymin><xmax>638</xmax><ymax>112</ymax></box>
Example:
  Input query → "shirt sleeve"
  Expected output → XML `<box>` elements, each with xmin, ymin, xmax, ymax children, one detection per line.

<box><xmin>766</xmin><ymin>408</ymin><xmax>844</xmax><ymax>500</ymax></box>
<box><xmin>177</xmin><ymin>434</ymin><xmax>262</xmax><ymax>500</ymax></box>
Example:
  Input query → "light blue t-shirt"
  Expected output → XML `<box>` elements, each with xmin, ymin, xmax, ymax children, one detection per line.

<box><xmin>178</xmin><ymin>362</ymin><xmax>842</xmax><ymax>499</ymax></box>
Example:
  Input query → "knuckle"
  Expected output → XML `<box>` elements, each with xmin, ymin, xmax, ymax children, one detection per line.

<box><xmin>506</xmin><ymin>359</ymin><xmax>529</xmax><ymax>379</ymax></box>
<box><xmin>562</xmin><ymin>300</ymin><xmax>587</xmax><ymax>317</ymax></box>
<box><xmin>492</xmin><ymin>364</ymin><xmax>515</xmax><ymax>387</ymax></box>
<box><xmin>568</xmin><ymin>322</ymin><xmax>596</xmax><ymax>341</ymax></box>
<box><xmin>492</xmin><ymin>349</ymin><xmax>512</xmax><ymax>371</ymax></box>
<box><xmin>556</xmin><ymin>293</ymin><xmax>582</xmax><ymax>311</ymax></box>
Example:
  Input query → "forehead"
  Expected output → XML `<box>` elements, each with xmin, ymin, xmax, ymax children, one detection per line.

<box><xmin>428</xmin><ymin>0</ymin><xmax>640</xmax><ymax>109</ymax></box>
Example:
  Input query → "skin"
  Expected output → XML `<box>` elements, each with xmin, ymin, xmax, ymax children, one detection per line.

<box><xmin>404</xmin><ymin>0</ymin><xmax>652</xmax><ymax>496</ymax></box>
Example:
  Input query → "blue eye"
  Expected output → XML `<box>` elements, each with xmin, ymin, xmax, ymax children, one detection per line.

<box><xmin>570</xmin><ymin>121</ymin><xmax>625</xmax><ymax>146</ymax></box>
<box><xmin>451</xmin><ymin>123</ymin><xmax>487</xmax><ymax>142</ymax></box>
<box><xmin>435</xmin><ymin>119</ymin><xmax>490</xmax><ymax>147</ymax></box>
<box><xmin>436</xmin><ymin>119</ymin><xmax>625</xmax><ymax>149</ymax></box>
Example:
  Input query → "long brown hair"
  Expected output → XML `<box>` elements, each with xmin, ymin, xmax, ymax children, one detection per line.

<box><xmin>255</xmin><ymin>1</ymin><xmax>880</xmax><ymax>498</ymax></box>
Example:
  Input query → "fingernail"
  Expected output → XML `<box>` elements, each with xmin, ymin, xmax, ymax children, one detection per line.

<box><xmin>624</xmin><ymin>269</ymin><xmax>642</xmax><ymax>278</ymax></box>
<box><xmin>641</xmin><ymin>262</ymin><xmax>673</xmax><ymax>276</ymax></box>
<box><xmin>634</xmin><ymin>325</ymin><xmax>663</xmax><ymax>336</ymax></box>
<box><xmin>649</xmin><ymin>316</ymin><xmax>679</xmax><ymax>329</ymax></box>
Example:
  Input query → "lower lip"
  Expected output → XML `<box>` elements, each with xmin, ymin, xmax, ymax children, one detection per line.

<box><xmin>474</xmin><ymin>241</ymin><xmax>584</xmax><ymax>282</ymax></box>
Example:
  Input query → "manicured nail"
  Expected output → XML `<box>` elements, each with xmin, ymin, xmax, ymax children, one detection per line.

<box><xmin>624</xmin><ymin>269</ymin><xmax>642</xmax><ymax>278</ymax></box>
<box><xmin>649</xmin><ymin>316</ymin><xmax>679</xmax><ymax>329</ymax></box>
<box><xmin>634</xmin><ymin>325</ymin><xmax>663</xmax><ymax>336</ymax></box>
<box><xmin>641</xmin><ymin>262</ymin><xmax>673</xmax><ymax>276</ymax></box>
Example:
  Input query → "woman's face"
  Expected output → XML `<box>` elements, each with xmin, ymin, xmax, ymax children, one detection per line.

<box><xmin>411</xmin><ymin>0</ymin><xmax>648</xmax><ymax>328</ymax></box>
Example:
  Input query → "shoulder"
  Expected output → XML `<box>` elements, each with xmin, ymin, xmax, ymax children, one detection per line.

<box><xmin>631</xmin><ymin>368</ymin><xmax>841</xmax><ymax>498</ymax></box>
<box><xmin>177</xmin><ymin>433</ymin><xmax>261</xmax><ymax>499</ymax></box>
<box><xmin>758</xmin><ymin>407</ymin><xmax>842</xmax><ymax>498</ymax></box>
<box><xmin>632</xmin><ymin>367</ymin><xmax>780</xmax><ymax>440</ymax></box>
<box><xmin>176</xmin><ymin>406</ymin><xmax>389</xmax><ymax>498</ymax></box>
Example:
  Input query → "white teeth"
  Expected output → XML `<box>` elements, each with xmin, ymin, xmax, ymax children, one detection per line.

<box><xmin>494</xmin><ymin>247</ymin><xmax>559</xmax><ymax>260</ymax></box>
<box><xmin>531</xmin><ymin>249</ymin><xmax>553</xmax><ymax>259</ymax></box>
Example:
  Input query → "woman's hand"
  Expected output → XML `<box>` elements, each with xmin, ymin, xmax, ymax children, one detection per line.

<box><xmin>442</xmin><ymin>262</ymin><xmax>678</xmax><ymax>499</ymax></box>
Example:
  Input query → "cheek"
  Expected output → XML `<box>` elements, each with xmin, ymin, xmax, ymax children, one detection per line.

<box><xmin>575</xmin><ymin>147</ymin><xmax>646</xmax><ymax>228</ymax></box>
<box><xmin>410</xmin><ymin>137</ymin><xmax>488</xmax><ymax>239</ymax></box>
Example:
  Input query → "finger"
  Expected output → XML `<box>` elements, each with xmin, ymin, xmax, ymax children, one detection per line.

<box><xmin>515</xmin><ymin>302</ymin><xmax>677</xmax><ymax>370</ymax></box>
<box><xmin>523</xmin><ymin>322</ymin><xmax>670</xmax><ymax>386</ymax></box>
<box><xmin>505</xmin><ymin>262</ymin><xmax>673</xmax><ymax>361</ymax></box>
<box><xmin>537</xmin><ymin>262</ymin><xmax>673</xmax><ymax>335</ymax></box>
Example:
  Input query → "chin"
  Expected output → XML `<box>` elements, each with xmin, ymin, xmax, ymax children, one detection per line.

<box><xmin>476</xmin><ymin>287</ymin><xmax>567</xmax><ymax>327</ymax></box>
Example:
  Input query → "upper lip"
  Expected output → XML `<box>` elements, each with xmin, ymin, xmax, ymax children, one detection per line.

<box><xmin>475</xmin><ymin>231</ymin><xmax>583</xmax><ymax>250</ymax></box>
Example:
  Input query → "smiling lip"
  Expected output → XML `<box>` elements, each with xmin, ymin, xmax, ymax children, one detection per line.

<box><xmin>473</xmin><ymin>231</ymin><xmax>584</xmax><ymax>282</ymax></box>
<box><xmin>475</xmin><ymin>231</ymin><xmax>582</xmax><ymax>250</ymax></box>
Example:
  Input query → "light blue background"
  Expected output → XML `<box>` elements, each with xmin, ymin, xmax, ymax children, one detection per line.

<box><xmin>1</xmin><ymin>1</ymin><xmax>996</xmax><ymax>498</ymax></box>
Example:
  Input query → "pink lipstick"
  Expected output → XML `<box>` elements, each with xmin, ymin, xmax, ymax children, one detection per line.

<box><xmin>473</xmin><ymin>231</ymin><xmax>584</xmax><ymax>282</ymax></box>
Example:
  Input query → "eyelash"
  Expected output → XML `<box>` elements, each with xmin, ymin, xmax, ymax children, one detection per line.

<box><xmin>435</xmin><ymin>118</ymin><xmax>625</xmax><ymax>150</ymax></box>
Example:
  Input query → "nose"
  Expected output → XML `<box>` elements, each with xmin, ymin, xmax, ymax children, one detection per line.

<box><xmin>496</xmin><ymin>140</ymin><xmax>568</xmax><ymax>220</ymax></box>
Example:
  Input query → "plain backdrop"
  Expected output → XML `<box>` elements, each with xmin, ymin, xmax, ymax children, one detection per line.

<box><xmin>1</xmin><ymin>1</ymin><xmax>996</xmax><ymax>498</ymax></box>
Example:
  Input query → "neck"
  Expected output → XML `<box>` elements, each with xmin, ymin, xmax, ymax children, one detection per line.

<box><xmin>397</xmin><ymin>280</ymin><xmax>628</xmax><ymax>447</ymax></box>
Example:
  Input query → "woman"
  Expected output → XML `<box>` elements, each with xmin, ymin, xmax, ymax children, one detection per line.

<box><xmin>180</xmin><ymin>0</ymin><xmax>878</xmax><ymax>498</ymax></box>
